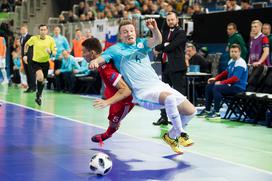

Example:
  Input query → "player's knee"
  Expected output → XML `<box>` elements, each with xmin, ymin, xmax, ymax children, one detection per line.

<box><xmin>164</xmin><ymin>94</ymin><xmax>177</xmax><ymax>107</ymax></box>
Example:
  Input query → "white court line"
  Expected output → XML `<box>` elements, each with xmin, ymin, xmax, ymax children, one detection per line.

<box><xmin>1</xmin><ymin>99</ymin><xmax>272</xmax><ymax>175</ymax></box>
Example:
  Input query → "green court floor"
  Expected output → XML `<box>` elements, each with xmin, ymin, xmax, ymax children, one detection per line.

<box><xmin>1</xmin><ymin>85</ymin><xmax>272</xmax><ymax>173</ymax></box>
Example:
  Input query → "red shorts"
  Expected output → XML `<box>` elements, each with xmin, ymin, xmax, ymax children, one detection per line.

<box><xmin>108</xmin><ymin>96</ymin><xmax>134</xmax><ymax>124</ymax></box>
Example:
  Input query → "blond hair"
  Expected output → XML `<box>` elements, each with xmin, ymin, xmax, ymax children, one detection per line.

<box><xmin>251</xmin><ymin>20</ymin><xmax>262</xmax><ymax>27</ymax></box>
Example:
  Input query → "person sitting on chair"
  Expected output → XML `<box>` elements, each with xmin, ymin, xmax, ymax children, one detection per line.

<box><xmin>197</xmin><ymin>44</ymin><xmax>248</xmax><ymax>119</ymax></box>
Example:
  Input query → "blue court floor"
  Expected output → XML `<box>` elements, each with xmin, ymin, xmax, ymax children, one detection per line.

<box><xmin>0</xmin><ymin>102</ymin><xmax>272</xmax><ymax>181</ymax></box>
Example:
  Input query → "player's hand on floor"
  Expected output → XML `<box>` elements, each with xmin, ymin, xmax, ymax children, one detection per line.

<box><xmin>93</xmin><ymin>99</ymin><xmax>109</xmax><ymax>109</ymax></box>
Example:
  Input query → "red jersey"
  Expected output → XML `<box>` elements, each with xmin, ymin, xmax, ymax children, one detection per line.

<box><xmin>98</xmin><ymin>62</ymin><xmax>134</xmax><ymax>127</ymax></box>
<box><xmin>98</xmin><ymin>62</ymin><xmax>122</xmax><ymax>99</ymax></box>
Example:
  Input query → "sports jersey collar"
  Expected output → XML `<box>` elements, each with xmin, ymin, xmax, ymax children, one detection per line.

<box><xmin>120</xmin><ymin>38</ymin><xmax>143</xmax><ymax>47</ymax></box>
<box><xmin>254</xmin><ymin>32</ymin><xmax>262</xmax><ymax>39</ymax></box>
<box><xmin>38</xmin><ymin>35</ymin><xmax>47</xmax><ymax>40</ymax></box>
<box><xmin>120</xmin><ymin>41</ymin><xmax>137</xmax><ymax>49</ymax></box>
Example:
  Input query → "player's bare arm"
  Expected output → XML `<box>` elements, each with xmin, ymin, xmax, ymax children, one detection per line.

<box><xmin>93</xmin><ymin>78</ymin><xmax>132</xmax><ymax>109</ymax></box>
<box><xmin>146</xmin><ymin>18</ymin><xmax>162</xmax><ymax>48</ymax></box>
<box><xmin>89</xmin><ymin>56</ymin><xmax>106</xmax><ymax>70</ymax></box>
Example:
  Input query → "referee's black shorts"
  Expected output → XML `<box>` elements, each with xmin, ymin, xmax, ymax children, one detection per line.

<box><xmin>32</xmin><ymin>61</ymin><xmax>49</xmax><ymax>79</ymax></box>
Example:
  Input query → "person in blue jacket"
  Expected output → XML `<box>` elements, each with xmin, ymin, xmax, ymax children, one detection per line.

<box><xmin>55</xmin><ymin>50</ymin><xmax>80</xmax><ymax>92</ymax></box>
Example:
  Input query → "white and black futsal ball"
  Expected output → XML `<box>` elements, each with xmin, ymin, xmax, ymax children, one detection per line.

<box><xmin>89</xmin><ymin>152</ymin><xmax>112</xmax><ymax>176</ymax></box>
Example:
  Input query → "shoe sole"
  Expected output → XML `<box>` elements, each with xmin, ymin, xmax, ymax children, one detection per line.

<box><xmin>183</xmin><ymin>142</ymin><xmax>194</xmax><ymax>147</ymax></box>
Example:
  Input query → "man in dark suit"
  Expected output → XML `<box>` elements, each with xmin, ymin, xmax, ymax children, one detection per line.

<box><xmin>153</xmin><ymin>12</ymin><xmax>187</xmax><ymax>125</ymax></box>
<box><xmin>20</xmin><ymin>25</ymin><xmax>36</xmax><ymax>92</ymax></box>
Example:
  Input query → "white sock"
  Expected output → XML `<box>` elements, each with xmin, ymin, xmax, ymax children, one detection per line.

<box><xmin>168</xmin><ymin>127</ymin><xmax>179</xmax><ymax>139</ymax></box>
<box><xmin>1</xmin><ymin>68</ymin><xmax>8</xmax><ymax>82</ymax></box>
<box><xmin>180</xmin><ymin>111</ymin><xmax>197</xmax><ymax>128</ymax></box>
<box><xmin>165</xmin><ymin>95</ymin><xmax>185</xmax><ymax>135</ymax></box>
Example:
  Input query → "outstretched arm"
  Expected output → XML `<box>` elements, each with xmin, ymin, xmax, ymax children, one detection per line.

<box><xmin>146</xmin><ymin>19</ymin><xmax>162</xmax><ymax>48</ymax></box>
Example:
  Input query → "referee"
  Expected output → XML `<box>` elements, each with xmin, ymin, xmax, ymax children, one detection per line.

<box><xmin>23</xmin><ymin>24</ymin><xmax>56</xmax><ymax>105</ymax></box>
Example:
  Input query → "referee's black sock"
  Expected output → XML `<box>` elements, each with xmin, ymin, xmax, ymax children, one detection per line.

<box><xmin>37</xmin><ymin>81</ymin><xmax>44</xmax><ymax>97</ymax></box>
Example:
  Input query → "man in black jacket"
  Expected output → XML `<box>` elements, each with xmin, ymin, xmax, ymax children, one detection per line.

<box><xmin>20</xmin><ymin>25</ymin><xmax>36</xmax><ymax>92</ymax></box>
<box><xmin>153</xmin><ymin>12</ymin><xmax>187</xmax><ymax>125</ymax></box>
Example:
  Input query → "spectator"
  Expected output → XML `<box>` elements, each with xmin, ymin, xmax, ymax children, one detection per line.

<box><xmin>52</xmin><ymin>26</ymin><xmax>70</xmax><ymax>71</ymax></box>
<box><xmin>248</xmin><ymin>20</ymin><xmax>270</xmax><ymax>66</ymax></box>
<box><xmin>141</xmin><ymin>4</ymin><xmax>151</xmax><ymax>15</ymax></box>
<box><xmin>150</xmin><ymin>3</ymin><xmax>159</xmax><ymax>14</ymax></box>
<box><xmin>55</xmin><ymin>50</ymin><xmax>80</xmax><ymax>92</ymax></box>
<box><xmin>0</xmin><ymin>0</ymin><xmax>11</xmax><ymax>12</ymax></box>
<box><xmin>193</xmin><ymin>3</ymin><xmax>204</xmax><ymax>15</ymax></box>
<box><xmin>85</xmin><ymin>30</ymin><xmax>93</xmax><ymax>39</ymax></box>
<box><xmin>11</xmin><ymin>50</ymin><xmax>21</xmax><ymax>86</ymax></box>
<box><xmin>226</xmin><ymin>23</ymin><xmax>248</xmax><ymax>61</ymax></box>
<box><xmin>185</xmin><ymin>43</ymin><xmax>210</xmax><ymax>73</ymax></box>
<box><xmin>159</xmin><ymin>2</ymin><xmax>168</xmax><ymax>17</ymax></box>
<box><xmin>97</xmin><ymin>11</ymin><xmax>106</xmax><ymax>19</ymax></box>
<box><xmin>262</xmin><ymin>23</ymin><xmax>272</xmax><ymax>64</ymax></box>
<box><xmin>79</xmin><ymin>14</ymin><xmax>87</xmax><ymax>21</ymax></box>
<box><xmin>71</xmin><ymin>29</ymin><xmax>85</xmax><ymax>57</ymax></box>
<box><xmin>86</xmin><ymin>10</ymin><xmax>95</xmax><ymax>21</ymax></box>
<box><xmin>76</xmin><ymin>58</ymin><xmax>90</xmax><ymax>77</ymax></box>
<box><xmin>122</xmin><ymin>10</ymin><xmax>130</xmax><ymax>19</ymax></box>
<box><xmin>186</xmin><ymin>6</ymin><xmax>195</xmax><ymax>17</ymax></box>
<box><xmin>67</xmin><ymin>10</ymin><xmax>78</xmax><ymax>22</ymax></box>
<box><xmin>225</xmin><ymin>0</ymin><xmax>241</xmax><ymax>11</ymax></box>
<box><xmin>77</xmin><ymin>1</ymin><xmax>87</xmax><ymax>16</ymax></box>
<box><xmin>198</xmin><ymin>47</ymin><xmax>208</xmax><ymax>58</ymax></box>
<box><xmin>197</xmin><ymin>44</ymin><xmax>248</xmax><ymax>119</ymax></box>
<box><xmin>58</xmin><ymin>14</ymin><xmax>67</xmax><ymax>24</ymax></box>
<box><xmin>241</xmin><ymin>0</ymin><xmax>252</xmax><ymax>10</ymax></box>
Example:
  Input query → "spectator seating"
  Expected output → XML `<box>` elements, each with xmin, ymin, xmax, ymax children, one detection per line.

<box><xmin>46</xmin><ymin>58</ymin><xmax>101</xmax><ymax>95</ymax></box>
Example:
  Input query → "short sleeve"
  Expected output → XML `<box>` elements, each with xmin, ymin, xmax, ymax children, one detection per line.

<box><xmin>26</xmin><ymin>36</ymin><xmax>35</xmax><ymax>46</ymax></box>
<box><xmin>100</xmin><ymin>63</ymin><xmax>121</xmax><ymax>87</ymax></box>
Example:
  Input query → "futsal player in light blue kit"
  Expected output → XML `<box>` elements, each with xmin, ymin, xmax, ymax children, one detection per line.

<box><xmin>89</xmin><ymin>18</ymin><xmax>196</xmax><ymax>154</ymax></box>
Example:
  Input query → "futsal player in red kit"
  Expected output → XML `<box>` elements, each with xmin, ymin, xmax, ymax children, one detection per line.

<box><xmin>82</xmin><ymin>38</ymin><xmax>134</xmax><ymax>145</ymax></box>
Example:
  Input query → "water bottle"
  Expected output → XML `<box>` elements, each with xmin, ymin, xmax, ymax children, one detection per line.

<box><xmin>266</xmin><ymin>109</ymin><xmax>272</xmax><ymax>128</ymax></box>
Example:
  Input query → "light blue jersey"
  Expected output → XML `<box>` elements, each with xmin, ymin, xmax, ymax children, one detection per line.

<box><xmin>53</xmin><ymin>35</ymin><xmax>70</xmax><ymax>59</ymax></box>
<box><xmin>101</xmin><ymin>38</ymin><xmax>163</xmax><ymax>97</ymax></box>
<box><xmin>60</xmin><ymin>55</ymin><xmax>80</xmax><ymax>73</ymax></box>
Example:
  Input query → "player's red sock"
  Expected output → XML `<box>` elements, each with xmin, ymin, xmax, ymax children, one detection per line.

<box><xmin>91</xmin><ymin>127</ymin><xmax>118</xmax><ymax>144</ymax></box>
<box><xmin>101</xmin><ymin>127</ymin><xmax>118</xmax><ymax>140</ymax></box>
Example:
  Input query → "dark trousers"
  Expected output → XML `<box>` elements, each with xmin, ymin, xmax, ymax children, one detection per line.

<box><xmin>160</xmin><ymin>69</ymin><xmax>187</xmax><ymax>118</ymax></box>
<box><xmin>54</xmin><ymin>59</ymin><xmax>62</xmax><ymax>70</ymax></box>
<box><xmin>23</xmin><ymin>60</ymin><xmax>36</xmax><ymax>90</ymax></box>
<box><xmin>11</xmin><ymin>69</ymin><xmax>21</xmax><ymax>84</ymax></box>
<box><xmin>56</xmin><ymin>72</ymin><xmax>76</xmax><ymax>92</ymax></box>
<box><xmin>205</xmin><ymin>83</ymin><xmax>244</xmax><ymax>112</ymax></box>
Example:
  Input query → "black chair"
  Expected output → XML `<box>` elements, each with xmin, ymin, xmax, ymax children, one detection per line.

<box><xmin>222</xmin><ymin>65</ymin><xmax>269</xmax><ymax>121</ymax></box>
